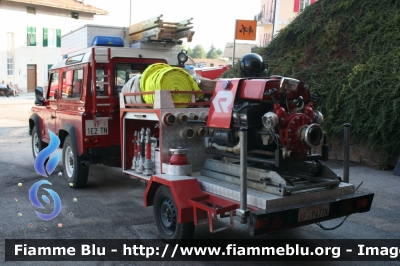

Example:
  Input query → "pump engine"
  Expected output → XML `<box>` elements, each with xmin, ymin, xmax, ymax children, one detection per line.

<box><xmin>206</xmin><ymin>55</ymin><xmax>325</xmax><ymax>163</ymax></box>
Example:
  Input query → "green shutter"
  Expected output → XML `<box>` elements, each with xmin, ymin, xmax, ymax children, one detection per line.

<box><xmin>32</xmin><ymin>27</ymin><xmax>37</xmax><ymax>46</ymax></box>
<box><xmin>27</xmin><ymin>26</ymin><xmax>36</xmax><ymax>46</ymax></box>
<box><xmin>48</xmin><ymin>64</ymin><xmax>53</xmax><ymax>74</ymax></box>
<box><xmin>56</xmin><ymin>29</ymin><xmax>61</xmax><ymax>47</ymax></box>
<box><xmin>27</xmin><ymin>26</ymin><xmax>31</xmax><ymax>46</ymax></box>
<box><xmin>43</xmin><ymin>28</ymin><xmax>48</xmax><ymax>47</ymax></box>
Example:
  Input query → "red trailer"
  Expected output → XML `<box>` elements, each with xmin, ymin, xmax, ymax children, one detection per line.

<box><xmin>29</xmin><ymin>19</ymin><xmax>373</xmax><ymax>240</ymax></box>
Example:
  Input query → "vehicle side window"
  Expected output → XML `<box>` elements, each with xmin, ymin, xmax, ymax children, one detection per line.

<box><xmin>48</xmin><ymin>72</ymin><xmax>59</xmax><ymax>100</ymax></box>
<box><xmin>93</xmin><ymin>68</ymin><xmax>105</xmax><ymax>96</ymax></box>
<box><xmin>72</xmin><ymin>69</ymin><xmax>83</xmax><ymax>98</ymax></box>
<box><xmin>89</xmin><ymin>68</ymin><xmax>106</xmax><ymax>97</ymax></box>
<box><xmin>62</xmin><ymin>69</ymin><xmax>83</xmax><ymax>99</ymax></box>
<box><xmin>62</xmin><ymin>71</ymin><xmax>72</xmax><ymax>98</ymax></box>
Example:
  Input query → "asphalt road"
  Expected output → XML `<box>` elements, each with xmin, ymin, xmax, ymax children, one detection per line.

<box><xmin>0</xmin><ymin>94</ymin><xmax>399</xmax><ymax>266</ymax></box>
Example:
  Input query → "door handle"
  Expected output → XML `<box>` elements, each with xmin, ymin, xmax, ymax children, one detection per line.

<box><xmin>51</xmin><ymin>114</ymin><xmax>56</xmax><ymax>119</ymax></box>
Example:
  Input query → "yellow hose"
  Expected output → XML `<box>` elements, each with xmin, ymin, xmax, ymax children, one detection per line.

<box><xmin>139</xmin><ymin>63</ymin><xmax>169</xmax><ymax>90</ymax></box>
<box><xmin>140</xmin><ymin>64</ymin><xmax>203</xmax><ymax>108</ymax></box>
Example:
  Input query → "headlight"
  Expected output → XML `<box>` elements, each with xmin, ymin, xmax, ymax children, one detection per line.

<box><xmin>279</xmin><ymin>77</ymin><xmax>300</xmax><ymax>92</ymax></box>
<box><xmin>177</xmin><ymin>50</ymin><xmax>188</xmax><ymax>65</ymax></box>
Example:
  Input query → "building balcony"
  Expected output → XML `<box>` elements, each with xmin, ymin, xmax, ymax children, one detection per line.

<box><xmin>254</xmin><ymin>11</ymin><xmax>274</xmax><ymax>26</ymax></box>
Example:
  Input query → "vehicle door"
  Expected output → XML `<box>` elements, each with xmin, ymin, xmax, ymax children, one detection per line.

<box><xmin>42</xmin><ymin>71</ymin><xmax>59</xmax><ymax>141</ymax></box>
<box><xmin>56</xmin><ymin>67</ymin><xmax>85</xmax><ymax>134</ymax></box>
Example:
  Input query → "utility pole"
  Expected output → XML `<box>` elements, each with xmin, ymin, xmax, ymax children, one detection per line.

<box><xmin>129</xmin><ymin>0</ymin><xmax>132</xmax><ymax>26</ymax></box>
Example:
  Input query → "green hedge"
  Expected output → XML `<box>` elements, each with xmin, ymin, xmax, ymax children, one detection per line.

<box><xmin>223</xmin><ymin>0</ymin><xmax>400</xmax><ymax>164</ymax></box>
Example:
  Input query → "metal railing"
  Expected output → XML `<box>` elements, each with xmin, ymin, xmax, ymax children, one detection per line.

<box><xmin>254</xmin><ymin>11</ymin><xmax>275</xmax><ymax>24</ymax></box>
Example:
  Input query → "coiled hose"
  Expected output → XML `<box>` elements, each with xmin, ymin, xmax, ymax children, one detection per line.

<box><xmin>140</xmin><ymin>64</ymin><xmax>203</xmax><ymax>108</ymax></box>
<box><xmin>140</xmin><ymin>63</ymin><xmax>170</xmax><ymax>90</ymax></box>
<box><xmin>122</xmin><ymin>74</ymin><xmax>142</xmax><ymax>106</ymax></box>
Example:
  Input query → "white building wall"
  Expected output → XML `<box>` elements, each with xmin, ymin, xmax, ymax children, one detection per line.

<box><xmin>0</xmin><ymin>1</ymin><xmax>95</xmax><ymax>92</ymax></box>
<box><xmin>84</xmin><ymin>0</ymin><xmax>130</xmax><ymax>27</ymax></box>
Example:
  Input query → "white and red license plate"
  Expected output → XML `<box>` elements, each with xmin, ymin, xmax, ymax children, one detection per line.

<box><xmin>85</xmin><ymin>119</ymin><xmax>108</xmax><ymax>136</ymax></box>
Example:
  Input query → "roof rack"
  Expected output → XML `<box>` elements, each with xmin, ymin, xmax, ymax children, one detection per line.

<box><xmin>128</xmin><ymin>14</ymin><xmax>195</xmax><ymax>44</ymax></box>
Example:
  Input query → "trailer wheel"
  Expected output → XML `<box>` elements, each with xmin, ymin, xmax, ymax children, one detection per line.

<box><xmin>153</xmin><ymin>185</ymin><xmax>195</xmax><ymax>240</ymax></box>
<box><xmin>62</xmin><ymin>135</ymin><xmax>89</xmax><ymax>188</ymax></box>
<box><xmin>31</xmin><ymin>126</ymin><xmax>47</xmax><ymax>159</ymax></box>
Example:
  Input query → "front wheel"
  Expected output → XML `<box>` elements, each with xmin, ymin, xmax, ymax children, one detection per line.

<box><xmin>62</xmin><ymin>135</ymin><xmax>89</xmax><ymax>188</ymax></box>
<box><xmin>153</xmin><ymin>185</ymin><xmax>195</xmax><ymax>240</ymax></box>
<box><xmin>31</xmin><ymin>125</ymin><xmax>47</xmax><ymax>159</ymax></box>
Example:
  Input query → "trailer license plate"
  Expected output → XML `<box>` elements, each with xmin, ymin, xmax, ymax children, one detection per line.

<box><xmin>298</xmin><ymin>203</ymin><xmax>330</xmax><ymax>222</ymax></box>
<box><xmin>86</xmin><ymin>120</ymin><xmax>108</xmax><ymax>136</ymax></box>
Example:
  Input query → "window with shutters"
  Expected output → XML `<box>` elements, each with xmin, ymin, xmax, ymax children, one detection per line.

<box><xmin>294</xmin><ymin>0</ymin><xmax>314</xmax><ymax>12</ymax></box>
<box><xmin>300</xmin><ymin>0</ymin><xmax>311</xmax><ymax>12</ymax></box>
<box><xmin>27</xmin><ymin>26</ymin><xmax>36</xmax><ymax>46</ymax></box>
<box><xmin>43</xmin><ymin>28</ymin><xmax>61</xmax><ymax>47</ymax></box>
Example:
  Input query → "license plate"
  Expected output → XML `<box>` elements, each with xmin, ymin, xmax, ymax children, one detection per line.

<box><xmin>86</xmin><ymin>120</ymin><xmax>108</xmax><ymax>136</ymax></box>
<box><xmin>298</xmin><ymin>203</ymin><xmax>330</xmax><ymax>222</ymax></box>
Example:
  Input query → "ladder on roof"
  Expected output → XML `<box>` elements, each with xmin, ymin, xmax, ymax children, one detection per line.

<box><xmin>91</xmin><ymin>47</ymin><xmax>111</xmax><ymax>117</ymax></box>
<box><xmin>128</xmin><ymin>14</ymin><xmax>195</xmax><ymax>44</ymax></box>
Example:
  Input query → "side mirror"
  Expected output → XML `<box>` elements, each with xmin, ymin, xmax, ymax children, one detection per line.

<box><xmin>35</xmin><ymin>87</ymin><xmax>45</xmax><ymax>106</ymax></box>
<box><xmin>35</xmin><ymin>86</ymin><xmax>44</xmax><ymax>100</ymax></box>
<box><xmin>34</xmin><ymin>98</ymin><xmax>44</xmax><ymax>106</ymax></box>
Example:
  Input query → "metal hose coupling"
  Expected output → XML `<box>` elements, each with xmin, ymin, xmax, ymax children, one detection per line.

<box><xmin>176</xmin><ymin>113</ymin><xmax>188</xmax><ymax>124</ymax></box>
<box><xmin>180</xmin><ymin>127</ymin><xmax>194</xmax><ymax>139</ymax></box>
<box><xmin>162</xmin><ymin>113</ymin><xmax>176</xmax><ymax>126</ymax></box>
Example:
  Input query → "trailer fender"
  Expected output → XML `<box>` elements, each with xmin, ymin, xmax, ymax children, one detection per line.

<box><xmin>144</xmin><ymin>176</ymin><xmax>205</xmax><ymax>224</ymax></box>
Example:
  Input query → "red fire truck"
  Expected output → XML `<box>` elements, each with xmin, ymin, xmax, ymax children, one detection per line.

<box><xmin>29</xmin><ymin>18</ymin><xmax>373</xmax><ymax>240</ymax></box>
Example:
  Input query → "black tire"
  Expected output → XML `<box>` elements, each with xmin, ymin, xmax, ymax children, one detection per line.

<box><xmin>153</xmin><ymin>185</ymin><xmax>195</xmax><ymax>240</ymax></box>
<box><xmin>31</xmin><ymin>125</ymin><xmax>48</xmax><ymax>159</ymax></box>
<box><xmin>62</xmin><ymin>135</ymin><xmax>89</xmax><ymax>188</ymax></box>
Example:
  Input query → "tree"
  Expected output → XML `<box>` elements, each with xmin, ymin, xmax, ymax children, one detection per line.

<box><xmin>216</xmin><ymin>48</ymin><xmax>223</xmax><ymax>58</ymax></box>
<box><xmin>206</xmin><ymin>44</ymin><xmax>223</xmax><ymax>59</ymax></box>
<box><xmin>261</xmin><ymin>0</ymin><xmax>400</xmax><ymax>165</ymax></box>
<box><xmin>190</xmin><ymin>45</ymin><xmax>206</xmax><ymax>59</ymax></box>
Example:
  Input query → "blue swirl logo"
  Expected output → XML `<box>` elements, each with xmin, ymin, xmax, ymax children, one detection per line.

<box><xmin>29</xmin><ymin>180</ymin><xmax>62</xmax><ymax>221</ymax></box>
<box><xmin>34</xmin><ymin>130</ymin><xmax>60</xmax><ymax>177</ymax></box>
<box><xmin>30</xmin><ymin>129</ymin><xmax>62</xmax><ymax>221</ymax></box>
